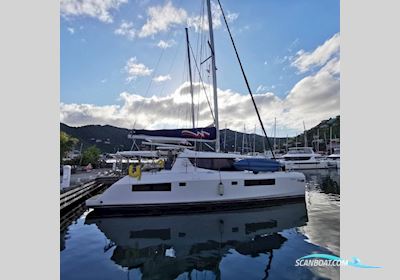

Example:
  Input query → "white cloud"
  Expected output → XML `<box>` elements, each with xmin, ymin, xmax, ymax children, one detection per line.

<box><xmin>187</xmin><ymin>2</ymin><xmax>238</xmax><ymax>32</ymax></box>
<box><xmin>256</xmin><ymin>85</ymin><xmax>268</xmax><ymax>93</ymax></box>
<box><xmin>61</xmin><ymin>32</ymin><xmax>339</xmax><ymax>134</ymax></box>
<box><xmin>60</xmin><ymin>0</ymin><xmax>128</xmax><ymax>23</ymax></box>
<box><xmin>138</xmin><ymin>1</ymin><xmax>187</xmax><ymax>37</ymax></box>
<box><xmin>67</xmin><ymin>27</ymin><xmax>75</xmax><ymax>34</ymax></box>
<box><xmin>60</xmin><ymin>103</ymin><xmax>122</xmax><ymax>127</ymax></box>
<box><xmin>114</xmin><ymin>21</ymin><xmax>136</xmax><ymax>40</ymax></box>
<box><xmin>274</xmin><ymin>55</ymin><xmax>291</xmax><ymax>65</ymax></box>
<box><xmin>124</xmin><ymin>57</ymin><xmax>153</xmax><ymax>82</ymax></box>
<box><xmin>61</xmin><ymin>60</ymin><xmax>339</xmax><ymax>133</ymax></box>
<box><xmin>284</xmin><ymin>63</ymin><xmax>339</xmax><ymax>125</ymax></box>
<box><xmin>292</xmin><ymin>33</ymin><xmax>340</xmax><ymax>73</ymax></box>
<box><xmin>237</xmin><ymin>24</ymin><xmax>250</xmax><ymax>34</ymax></box>
<box><xmin>226</xmin><ymin>12</ymin><xmax>239</xmax><ymax>22</ymax></box>
<box><xmin>138</xmin><ymin>1</ymin><xmax>239</xmax><ymax>36</ymax></box>
<box><xmin>287</xmin><ymin>38</ymin><xmax>299</xmax><ymax>53</ymax></box>
<box><xmin>157</xmin><ymin>39</ymin><xmax>176</xmax><ymax>49</ymax></box>
<box><xmin>319</xmin><ymin>56</ymin><xmax>340</xmax><ymax>75</ymax></box>
<box><xmin>153</xmin><ymin>74</ymin><xmax>171</xmax><ymax>82</ymax></box>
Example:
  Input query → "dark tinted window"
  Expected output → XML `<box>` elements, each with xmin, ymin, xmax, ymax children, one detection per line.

<box><xmin>244</xmin><ymin>179</ymin><xmax>275</xmax><ymax>186</ymax></box>
<box><xmin>189</xmin><ymin>158</ymin><xmax>236</xmax><ymax>171</ymax></box>
<box><xmin>132</xmin><ymin>183</ymin><xmax>171</xmax><ymax>191</ymax></box>
<box><xmin>130</xmin><ymin>229</ymin><xmax>170</xmax><ymax>240</ymax></box>
<box><xmin>284</xmin><ymin>156</ymin><xmax>311</xmax><ymax>161</ymax></box>
<box><xmin>245</xmin><ymin>221</ymin><xmax>277</xmax><ymax>234</ymax></box>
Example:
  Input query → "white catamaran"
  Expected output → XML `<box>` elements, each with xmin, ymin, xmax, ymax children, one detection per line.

<box><xmin>86</xmin><ymin>0</ymin><xmax>306</xmax><ymax>213</ymax></box>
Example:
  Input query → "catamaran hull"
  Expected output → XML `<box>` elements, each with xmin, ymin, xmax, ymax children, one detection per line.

<box><xmin>87</xmin><ymin>195</ymin><xmax>305</xmax><ymax>216</ymax></box>
<box><xmin>86</xmin><ymin>170</ymin><xmax>306</xmax><ymax>214</ymax></box>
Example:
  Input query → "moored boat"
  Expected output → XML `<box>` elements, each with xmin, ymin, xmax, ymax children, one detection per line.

<box><xmin>327</xmin><ymin>148</ymin><xmax>340</xmax><ymax>169</ymax></box>
<box><xmin>280</xmin><ymin>147</ymin><xmax>328</xmax><ymax>170</ymax></box>
<box><xmin>86</xmin><ymin>149</ymin><xmax>305</xmax><ymax>214</ymax></box>
<box><xmin>86</xmin><ymin>0</ymin><xmax>307</xmax><ymax>213</ymax></box>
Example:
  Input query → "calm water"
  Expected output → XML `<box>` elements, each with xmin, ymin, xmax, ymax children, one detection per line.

<box><xmin>61</xmin><ymin>169</ymin><xmax>340</xmax><ymax>280</ymax></box>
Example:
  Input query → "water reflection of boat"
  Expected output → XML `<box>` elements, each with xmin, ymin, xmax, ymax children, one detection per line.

<box><xmin>85</xmin><ymin>202</ymin><xmax>307</xmax><ymax>279</ymax></box>
<box><xmin>302</xmin><ymin>169</ymin><xmax>340</xmax><ymax>195</ymax></box>
<box><xmin>299</xmin><ymin>170</ymin><xmax>340</xmax><ymax>257</ymax></box>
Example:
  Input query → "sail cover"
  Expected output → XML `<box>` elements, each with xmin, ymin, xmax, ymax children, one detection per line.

<box><xmin>128</xmin><ymin>127</ymin><xmax>216</xmax><ymax>142</ymax></box>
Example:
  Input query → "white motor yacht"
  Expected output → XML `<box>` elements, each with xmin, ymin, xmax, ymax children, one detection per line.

<box><xmin>327</xmin><ymin>148</ymin><xmax>340</xmax><ymax>169</ymax></box>
<box><xmin>86</xmin><ymin>149</ymin><xmax>305</xmax><ymax>214</ymax></box>
<box><xmin>280</xmin><ymin>147</ymin><xmax>328</xmax><ymax>170</ymax></box>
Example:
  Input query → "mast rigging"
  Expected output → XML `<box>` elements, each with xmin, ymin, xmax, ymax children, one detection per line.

<box><xmin>217</xmin><ymin>0</ymin><xmax>276</xmax><ymax>159</ymax></box>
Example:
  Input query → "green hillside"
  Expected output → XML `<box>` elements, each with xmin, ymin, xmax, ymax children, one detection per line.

<box><xmin>61</xmin><ymin>115</ymin><xmax>339</xmax><ymax>154</ymax></box>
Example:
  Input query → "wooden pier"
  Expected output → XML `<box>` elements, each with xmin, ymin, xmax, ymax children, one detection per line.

<box><xmin>60</xmin><ymin>176</ymin><xmax>119</xmax><ymax>214</ymax></box>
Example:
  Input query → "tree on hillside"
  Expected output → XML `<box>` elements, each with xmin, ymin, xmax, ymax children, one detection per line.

<box><xmin>60</xmin><ymin>131</ymin><xmax>78</xmax><ymax>163</ymax></box>
<box><xmin>81</xmin><ymin>145</ymin><xmax>101</xmax><ymax>167</ymax></box>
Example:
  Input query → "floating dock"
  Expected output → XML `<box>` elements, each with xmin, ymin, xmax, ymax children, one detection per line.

<box><xmin>60</xmin><ymin>176</ymin><xmax>119</xmax><ymax>215</ymax></box>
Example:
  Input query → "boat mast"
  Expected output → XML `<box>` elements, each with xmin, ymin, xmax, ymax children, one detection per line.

<box><xmin>329</xmin><ymin>125</ymin><xmax>333</xmax><ymax>154</ymax></box>
<box><xmin>185</xmin><ymin>27</ymin><xmax>195</xmax><ymax>129</ymax></box>
<box><xmin>242</xmin><ymin>124</ymin><xmax>246</xmax><ymax>154</ymax></box>
<box><xmin>206</xmin><ymin>0</ymin><xmax>220</xmax><ymax>152</ymax></box>
<box><xmin>223</xmin><ymin>123</ymin><xmax>227</xmax><ymax>151</ymax></box>
<box><xmin>303</xmin><ymin>121</ymin><xmax>307</xmax><ymax>147</ymax></box>
<box><xmin>286</xmin><ymin>134</ymin><xmax>289</xmax><ymax>152</ymax></box>
<box><xmin>274</xmin><ymin>117</ymin><xmax>276</xmax><ymax>151</ymax></box>
<box><xmin>234</xmin><ymin>130</ymin><xmax>237</xmax><ymax>152</ymax></box>
<box><xmin>253</xmin><ymin>125</ymin><xmax>256</xmax><ymax>154</ymax></box>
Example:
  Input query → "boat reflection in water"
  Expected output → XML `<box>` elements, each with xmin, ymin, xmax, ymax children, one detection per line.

<box><xmin>85</xmin><ymin>202</ymin><xmax>308</xmax><ymax>279</ymax></box>
<box><xmin>301</xmin><ymin>169</ymin><xmax>340</xmax><ymax>260</ymax></box>
<box><xmin>302</xmin><ymin>169</ymin><xmax>340</xmax><ymax>195</ymax></box>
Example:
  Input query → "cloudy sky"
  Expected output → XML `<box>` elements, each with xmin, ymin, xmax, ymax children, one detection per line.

<box><xmin>60</xmin><ymin>0</ymin><xmax>339</xmax><ymax>137</ymax></box>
